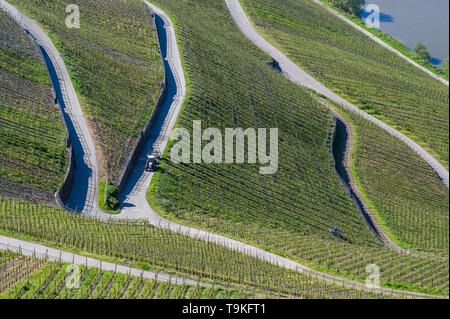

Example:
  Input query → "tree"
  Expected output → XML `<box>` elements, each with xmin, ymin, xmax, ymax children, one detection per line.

<box><xmin>106</xmin><ymin>185</ymin><xmax>120</xmax><ymax>209</ymax></box>
<box><xmin>442</xmin><ymin>58</ymin><xmax>449</xmax><ymax>76</ymax></box>
<box><xmin>106</xmin><ymin>185</ymin><xmax>119</xmax><ymax>199</ymax></box>
<box><xmin>333</xmin><ymin>0</ymin><xmax>366</xmax><ymax>16</ymax></box>
<box><xmin>414</xmin><ymin>43</ymin><xmax>431</xmax><ymax>61</ymax></box>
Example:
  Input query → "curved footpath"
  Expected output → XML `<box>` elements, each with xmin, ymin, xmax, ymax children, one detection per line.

<box><xmin>0</xmin><ymin>0</ymin><xmax>445</xmax><ymax>299</ymax></box>
<box><xmin>225</xmin><ymin>0</ymin><xmax>449</xmax><ymax>189</ymax></box>
<box><xmin>313</xmin><ymin>0</ymin><xmax>449</xmax><ymax>87</ymax></box>
<box><xmin>0</xmin><ymin>0</ymin><xmax>100</xmax><ymax>214</ymax></box>
<box><xmin>0</xmin><ymin>235</ymin><xmax>209</xmax><ymax>287</ymax></box>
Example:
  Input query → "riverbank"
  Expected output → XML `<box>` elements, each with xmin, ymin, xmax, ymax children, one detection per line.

<box><xmin>319</xmin><ymin>0</ymin><xmax>448</xmax><ymax>81</ymax></box>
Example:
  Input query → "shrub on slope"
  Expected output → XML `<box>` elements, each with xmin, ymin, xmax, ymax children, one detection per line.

<box><xmin>341</xmin><ymin>106</ymin><xmax>449</xmax><ymax>254</ymax></box>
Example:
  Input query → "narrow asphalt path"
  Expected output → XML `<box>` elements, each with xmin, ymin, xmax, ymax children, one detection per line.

<box><xmin>225</xmin><ymin>0</ymin><xmax>449</xmax><ymax>188</ymax></box>
<box><xmin>313</xmin><ymin>0</ymin><xmax>449</xmax><ymax>87</ymax></box>
<box><xmin>0</xmin><ymin>0</ymin><xmax>444</xmax><ymax>299</ymax></box>
<box><xmin>0</xmin><ymin>235</ymin><xmax>209</xmax><ymax>287</ymax></box>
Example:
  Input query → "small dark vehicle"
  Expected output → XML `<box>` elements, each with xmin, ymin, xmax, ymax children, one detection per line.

<box><xmin>145</xmin><ymin>152</ymin><xmax>160</xmax><ymax>172</ymax></box>
<box><xmin>329</xmin><ymin>227</ymin><xmax>349</xmax><ymax>241</ymax></box>
<box><xmin>267</xmin><ymin>58</ymin><xmax>282</xmax><ymax>73</ymax></box>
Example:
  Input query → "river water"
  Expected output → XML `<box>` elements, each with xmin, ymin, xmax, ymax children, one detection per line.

<box><xmin>362</xmin><ymin>0</ymin><xmax>449</xmax><ymax>67</ymax></box>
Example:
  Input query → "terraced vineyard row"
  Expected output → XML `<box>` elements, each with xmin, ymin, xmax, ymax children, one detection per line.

<box><xmin>337</xmin><ymin>104</ymin><xmax>449</xmax><ymax>253</ymax></box>
<box><xmin>0</xmin><ymin>199</ymin><xmax>409</xmax><ymax>298</ymax></box>
<box><xmin>1</xmin><ymin>0</ymin><xmax>448</xmax><ymax>300</ymax></box>
<box><xmin>0</xmin><ymin>250</ymin><xmax>46</xmax><ymax>293</ymax></box>
<box><xmin>8</xmin><ymin>0</ymin><xmax>164</xmax><ymax>184</ymax></box>
<box><xmin>0</xmin><ymin>9</ymin><xmax>67</xmax><ymax>202</ymax></box>
<box><xmin>0</xmin><ymin>250</ymin><xmax>251</xmax><ymax>299</ymax></box>
<box><xmin>241</xmin><ymin>0</ymin><xmax>449</xmax><ymax>167</ymax></box>
<box><xmin>140</xmin><ymin>0</ymin><xmax>448</xmax><ymax>294</ymax></box>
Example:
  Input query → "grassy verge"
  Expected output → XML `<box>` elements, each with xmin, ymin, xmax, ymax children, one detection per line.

<box><xmin>98</xmin><ymin>181</ymin><xmax>120</xmax><ymax>214</ymax></box>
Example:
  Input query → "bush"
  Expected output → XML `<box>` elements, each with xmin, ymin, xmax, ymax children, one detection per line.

<box><xmin>414</xmin><ymin>43</ymin><xmax>430</xmax><ymax>61</ymax></box>
<box><xmin>333</xmin><ymin>0</ymin><xmax>365</xmax><ymax>16</ymax></box>
<box><xmin>108</xmin><ymin>197</ymin><xmax>120</xmax><ymax>210</ymax></box>
<box><xmin>106</xmin><ymin>185</ymin><xmax>119</xmax><ymax>199</ymax></box>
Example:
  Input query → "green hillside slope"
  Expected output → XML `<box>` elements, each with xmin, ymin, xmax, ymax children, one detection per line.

<box><xmin>9</xmin><ymin>0</ymin><xmax>164</xmax><ymax>184</ymax></box>
<box><xmin>147</xmin><ymin>0</ymin><xmax>378</xmax><ymax>247</ymax></box>
<box><xmin>334</xmin><ymin>101</ymin><xmax>449</xmax><ymax>254</ymax></box>
<box><xmin>0</xmin><ymin>9</ymin><xmax>67</xmax><ymax>202</ymax></box>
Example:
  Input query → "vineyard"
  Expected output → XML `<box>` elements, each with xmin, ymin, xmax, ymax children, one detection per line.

<box><xmin>241</xmin><ymin>0</ymin><xmax>449</xmax><ymax>167</ymax></box>
<box><xmin>0</xmin><ymin>199</ymin><xmax>447</xmax><ymax>296</ymax></box>
<box><xmin>145</xmin><ymin>0</ymin><xmax>380</xmax><ymax>249</ymax></box>
<box><xmin>147</xmin><ymin>200</ymin><xmax>449</xmax><ymax>294</ymax></box>
<box><xmin>8</xmin><ymin>0</ymin><xmax>164</xmax><ymax>185</ymax></box>
<box><xmin>0</xmin><ymin>9</ymin><xmax>67</xmax><ymax>203</ymax></box>
<box><xmin>335</xmin><ymin>102</ymin><xmax>449</xmax><ymax>254</ymax></box>
<box><xmin>0</xmin><ymin>250</ymin><xmax>253</xmax><ymax>299</ymax></box>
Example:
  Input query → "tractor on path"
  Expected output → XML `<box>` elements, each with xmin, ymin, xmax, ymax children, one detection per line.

<box><xmin>145</xmin><ymin>152</ymin><xmax>161</xmax><ymax>172</ymax></box>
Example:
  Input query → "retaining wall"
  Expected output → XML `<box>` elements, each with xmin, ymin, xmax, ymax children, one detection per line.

<box><xmin>116</xmin><ymin>9</ymin><xmax>168</xmax><ymax>190</ymax></box>
<box><xmin>55</xmin><ymin>142</ymin><xmax>75</xmax><ymax>205</ymax></box>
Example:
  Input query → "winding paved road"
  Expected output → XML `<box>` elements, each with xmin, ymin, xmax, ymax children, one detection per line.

<box><xmin>225</xmin><ymin>0</ymin><xmax>449</xmax><ymax>188</ymax></box>
<box><xmin>320</xmin><ymin>98</ymin><xmax>405</xmax><ymax>252</ymax></box>
<box><xmin>0</xmin><ymin>0</ymin><xmax>446</xmax><ymax>298</ymax></box>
